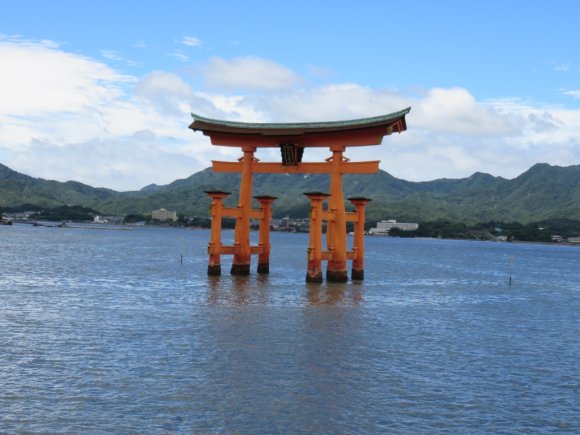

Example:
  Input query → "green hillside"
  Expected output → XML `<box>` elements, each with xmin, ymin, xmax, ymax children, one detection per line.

<box><xmin>0</xmin><ymin>163</ymin><xmax>119</xmax><ymax>209</ymax></box>
<box><xmin>1</xmin><ymin>162</ymin><xmax>580</xmax><ymax>223</ymax></box>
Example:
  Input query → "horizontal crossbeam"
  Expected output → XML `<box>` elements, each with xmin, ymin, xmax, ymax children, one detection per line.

<box><xmin>322</xmin><ymin>250</ymin><xmax>357</xmax><ymax>260</ymax></box>
<box><xmin>319</xmin><ymin>211</ymin><xmax>358</xmax><ymax>222</ymax></box>
<box><xmin>212</xmin><ymin>160</ymin><xmax>379</xmax><ymax>174</ymax></box>
<box><xmin>219</xmin><ymin>245</ymin><xmax>264</xmax><ymax>255</ymax></box>
<box><xmin>221</xmin><ymin>207</ymin><xmax>264</xmax><ymax>219</ymax></box>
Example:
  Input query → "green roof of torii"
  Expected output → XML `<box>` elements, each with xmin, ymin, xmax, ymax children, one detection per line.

<box><xmin>189</xmin><ymin>107</ymin><xmax>411</xmax><ymax>135</ymax></box>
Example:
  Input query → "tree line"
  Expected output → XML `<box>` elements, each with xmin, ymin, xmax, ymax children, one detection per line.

<box><xmin>388</xmin><ymin>219</ymin><xmax>580</xmax><ymax>242</ymax></box>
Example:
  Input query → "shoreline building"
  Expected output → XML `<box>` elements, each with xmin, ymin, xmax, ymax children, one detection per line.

<box><xmin>369</xmin><ymin>219</ymin><xmax>418</xmax><ymax>235</ymax></box>
<box><xmin>94</xmin><ymin>215</ymin><xmax>123</xmax><ymax>225</ymax></box>
<box><xmin>152</xmin><ymin>208</ymin><xmax>178</xmax><ymax>222</ymax></box>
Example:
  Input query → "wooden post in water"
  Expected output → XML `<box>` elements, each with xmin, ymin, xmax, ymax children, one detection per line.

<box><xmin>348</xmin><ymin>197</ymin><xmax>371</xmax><ymax>281</ymax></box>
<box><xmin>255</xmin><ymin>195</ymin><xmax>276</xmax><ymax>274</ymax></box>
<box><xmin>326</xmin><ymin>146</ymin><xmax>348</xmax><ymax>282</ymax></box>
<box><xmin>231</xmin><ymin>146</ymin><xmax>256</xmax><ymax>275</ymax></box>
<box><xmin>205</xmin><ymin>190</ymin><xmax>231</xmax><ymax>276</ymax></box>
<box><xmin>304</xmin><ymin>192</ymin><xmax>330</xmax><ymax>283</ymax></box>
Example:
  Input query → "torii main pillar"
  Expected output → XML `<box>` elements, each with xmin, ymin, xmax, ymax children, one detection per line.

<box><xmin>230</xmin><ymin>145</ymin><xmax>256</xmax><ymax>275</ymax></box>
<box><xmin>326</xmin><ymin>145</ymin><xmax>348</xmax><ymax>282</ymax></box>
<box><xmin>189</xmin><ymin>108</ymin><xmax>410</xmax><ymax>281</ymax></box>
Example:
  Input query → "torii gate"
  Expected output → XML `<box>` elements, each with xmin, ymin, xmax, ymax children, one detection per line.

<box><xmin>189</xmin><ymin>108</ymin><xmax>410</xmax><ymax>282</ymax></box>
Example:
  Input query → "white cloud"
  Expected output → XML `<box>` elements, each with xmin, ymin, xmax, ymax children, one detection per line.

<box><xmin>220</xmin><ymin>83</ymin><xmax>580</xmax><ymax>182</ymax></box>
<box><xmin>101</xmin><ymin>50</ymin><xmax>125</xmax><ymax>62</ymax></box>
<box><xmin>307</xmin><ymin>64</ymin><xmax>336</xmax><ymax>81</ymax></box>
<box><xmin>0</xmin><ymin>39</ymin><xmax>133</xmax><ymax>118</ymax></box>
<box><xmin>168</xmin><ymin>51</ymin><xmax>190</xmax><ymax>62</ymax></box>
<box><xmin>246</xmin><ymin>84</ymin><xmax>515</xmax><ymax>136</ymax></box>
<box><xmin>0</xmin><ymin>39</ymin><xmax>233</xmax><ymax>189</ymax></box>
<box><xmin>563</xmin><ymin>89</ymin><xmax>580</xmax><ymax>99</ymax></box>
<box><xmin>181</xmin><ymin>36</ymin><xmax>202</xmax><ymax>47</ymax></box>
<box><xmin>2</xmin><ymin>37</ymin><xmax>580</xmax><ymax>192</ymax></box>
<box><xmin>413</xmin><ymin>87</ymin><xmax>516</xmax><ymax>136</ymax></box>
<box><xmin>200</xmin><ymin>56</ymin><xmax>302</xmax><ymax>91</ymax></box>
<box><xmin>101</xmin><ymin>50</ymin><xmax>142</xmax><ymax>67</ymax></box>
<box><xmin>249</xmin><ymin>83</ymin><xmax>408</xmax><ymax>121</ymax></box>
<box><xmin>3</xmin><ymin>134</ymin><xmax>209</xmax><ymax>190</ymax></box>
<box><xmin>135</xmin><ymin>71</ymin><xmax>219</xmax><ymax>118</ymax></box>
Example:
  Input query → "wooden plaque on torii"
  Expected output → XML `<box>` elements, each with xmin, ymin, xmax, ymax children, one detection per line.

<box><xmin>189</xmin><ymin>108</ymin><xmax>410</xmax><ymax>282</ymax></box>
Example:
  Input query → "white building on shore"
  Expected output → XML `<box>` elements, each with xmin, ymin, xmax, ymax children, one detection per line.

<box><xmin>152</xmin><ymin>208</ymin><xmax>178</xmax><ymax>222</ymax></box>
<box><xmin>94</xmin><ymin>215</ymin><xmax>123</xmax><ymax>224</ymax></box>
<box><xmin>369</xmin><ymin>219</ymin><xmax>418</xmax><ymax>235</ymax></box>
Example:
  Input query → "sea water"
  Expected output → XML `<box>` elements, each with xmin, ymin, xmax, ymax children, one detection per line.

<box><xmin>0</xmin><ymin>225</ymin><xmax>578</xmax><ymax>433</ymax></box>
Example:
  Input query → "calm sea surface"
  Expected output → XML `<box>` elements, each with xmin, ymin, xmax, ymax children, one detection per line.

<box><xmin>1</xmin><ymin>224</ymin><xmax>578</xmax><ymax>433</ymax></box>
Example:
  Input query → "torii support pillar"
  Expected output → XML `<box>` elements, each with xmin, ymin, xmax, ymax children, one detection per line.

<box><xmin>326</xmin><ymin>145</ymin><xmax>348</xmax><ymax>283</ymax></box>
<box><xmin>231</xmin><ymin>146</ymin><xmax>256</xmax><ymax>276</ymax></box>
<box><xmin>255</xmin><ymin>195</ymin><xmax>277</xmax><ymax>274</ymax></box>
<box><xmin>348</xmin><ymin>197</ymin><xmax>371</xmax><ymax>281</ymax></box>
<box><xmin>205</xmin><ymin>190</ymin><xmax>231</xmax><ymax>276</ymax></box>
<box><xmin>304</xmin><ymin>192</ymin><xmax>330</xmax><ymax>283</ymax></box>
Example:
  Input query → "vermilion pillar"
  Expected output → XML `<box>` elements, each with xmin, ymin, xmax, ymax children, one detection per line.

<box><xmin>231</xmin><ymin>146</ymin><xmax>256</xmax><ymax>275</ymax></box>
<box><xmin>304</xmin><ymin>192</ymin><xmax>330</xmax><ymax>283</ymax></box>
<box><xmin>348</xmin><ymin>197</ymin><xmax>371</xmax><ymax>281</ymax></box>
<box><xmin>205</xmin><ymin>190</ymin><xmax>231</xmax><ymax>276</ymax></box>
<box><xmin>326</xmin><ymin>146</ymin><xmax>348</xmax><ymax>282</ymax></box>
<box><xmin>255</xmin><ymin>195</ymin><xmax>277</xmax><ymax>274</ymax></box>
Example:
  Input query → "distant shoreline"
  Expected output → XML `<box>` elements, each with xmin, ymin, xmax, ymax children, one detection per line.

<box><xmin>4</xmin><ymin>220</ymin><xmax>579</xmax><ymax>247</ymax></box>
<box><xmin>382</xmin><ymin>234</ymin><xmax>580</xmax><ymax>247</ymax></box>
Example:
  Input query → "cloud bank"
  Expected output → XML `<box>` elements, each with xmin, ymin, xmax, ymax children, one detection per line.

<box><xmin>1</xmin><ymin>37</ymin><xmax>580</xmax><ymax>190</ymax></box>
<box><xmin>200</xmin><ymin>56</ymin><xmax>303</xmax><ymax>91</ymax></box>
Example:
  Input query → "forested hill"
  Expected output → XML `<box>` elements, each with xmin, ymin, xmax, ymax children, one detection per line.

<box><xmin>1</xmin><ymin>162</ymin><xmax>580</xmax><ymax>224</ymax></box>
<box><xmin>0</xmin><ymin>163</ymin><xmax>118</xmax><ymax>209</ymax></box>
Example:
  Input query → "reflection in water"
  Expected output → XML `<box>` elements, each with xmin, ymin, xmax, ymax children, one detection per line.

<box><xmin>306</xmin><ymin>282</ymin><xmax>363</xmax><ymax>305</ymax></box>
<box><xmin>232</xmin><ymin>276</ymin><xmax>250</xmax><ymax>305</ymax></box>
<box><xmin>232</xmin><ymin>275</ymin><xmax>250</xmax><ymax>305</ymax></box>
<box><xmin>325</xmin><ymin>283</ymin><xmax>345</xmax><ymax>305</ymax></box>
<box><xmin>206</xmin><ymin>275</ymin><xmax>220</xmax><ymax>305</ymax></box>
<box><xmin>206</xmin><ymin>274</ymin><xmax>270</xmax><ymax>305</ymax></box>
<box><xmin>306</xmin><ymin>283</ymin><xmax>321</xmax><ymax>305</ymax></box>
<box><xmin>208</xmin><ymin>274</ymin><xmax>364</xmax><ymax>306</ymax></box>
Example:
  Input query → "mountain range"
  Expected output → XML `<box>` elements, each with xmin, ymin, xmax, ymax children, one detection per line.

<box><xmin>1</xmin><ymin>162</ymin><xmax>580</xmax><ymax>224</ymax></box>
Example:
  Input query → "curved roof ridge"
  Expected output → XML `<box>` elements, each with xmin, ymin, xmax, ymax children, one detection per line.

<box><xmin>190</xmin><ymin>107</ymin><xmax>411</xmax><ymax>130</ymax></box>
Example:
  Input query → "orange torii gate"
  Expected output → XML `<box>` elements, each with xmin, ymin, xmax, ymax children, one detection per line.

<box><xmin>189</xmin><ymin>108</ymin><xmax>410</xmax><ymax>282</ymax></box>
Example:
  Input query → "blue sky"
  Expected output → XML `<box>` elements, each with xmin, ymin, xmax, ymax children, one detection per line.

<box><xmin>1</xmin><ymin>1</ymin><xmax>580</xmax><ymax>189</ymax></box>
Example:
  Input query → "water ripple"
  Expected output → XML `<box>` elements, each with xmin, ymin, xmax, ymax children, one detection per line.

<box><xmin>0</xmin><ymin>225</ymin><xmax>578</xmax><ymax>432</ymax></box>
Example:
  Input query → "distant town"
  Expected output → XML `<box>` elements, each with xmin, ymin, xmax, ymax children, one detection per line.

<box><xmin>2</xmin><ymin>205</ymin><xmax>580</xmax><ymax>245</ymax></box>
